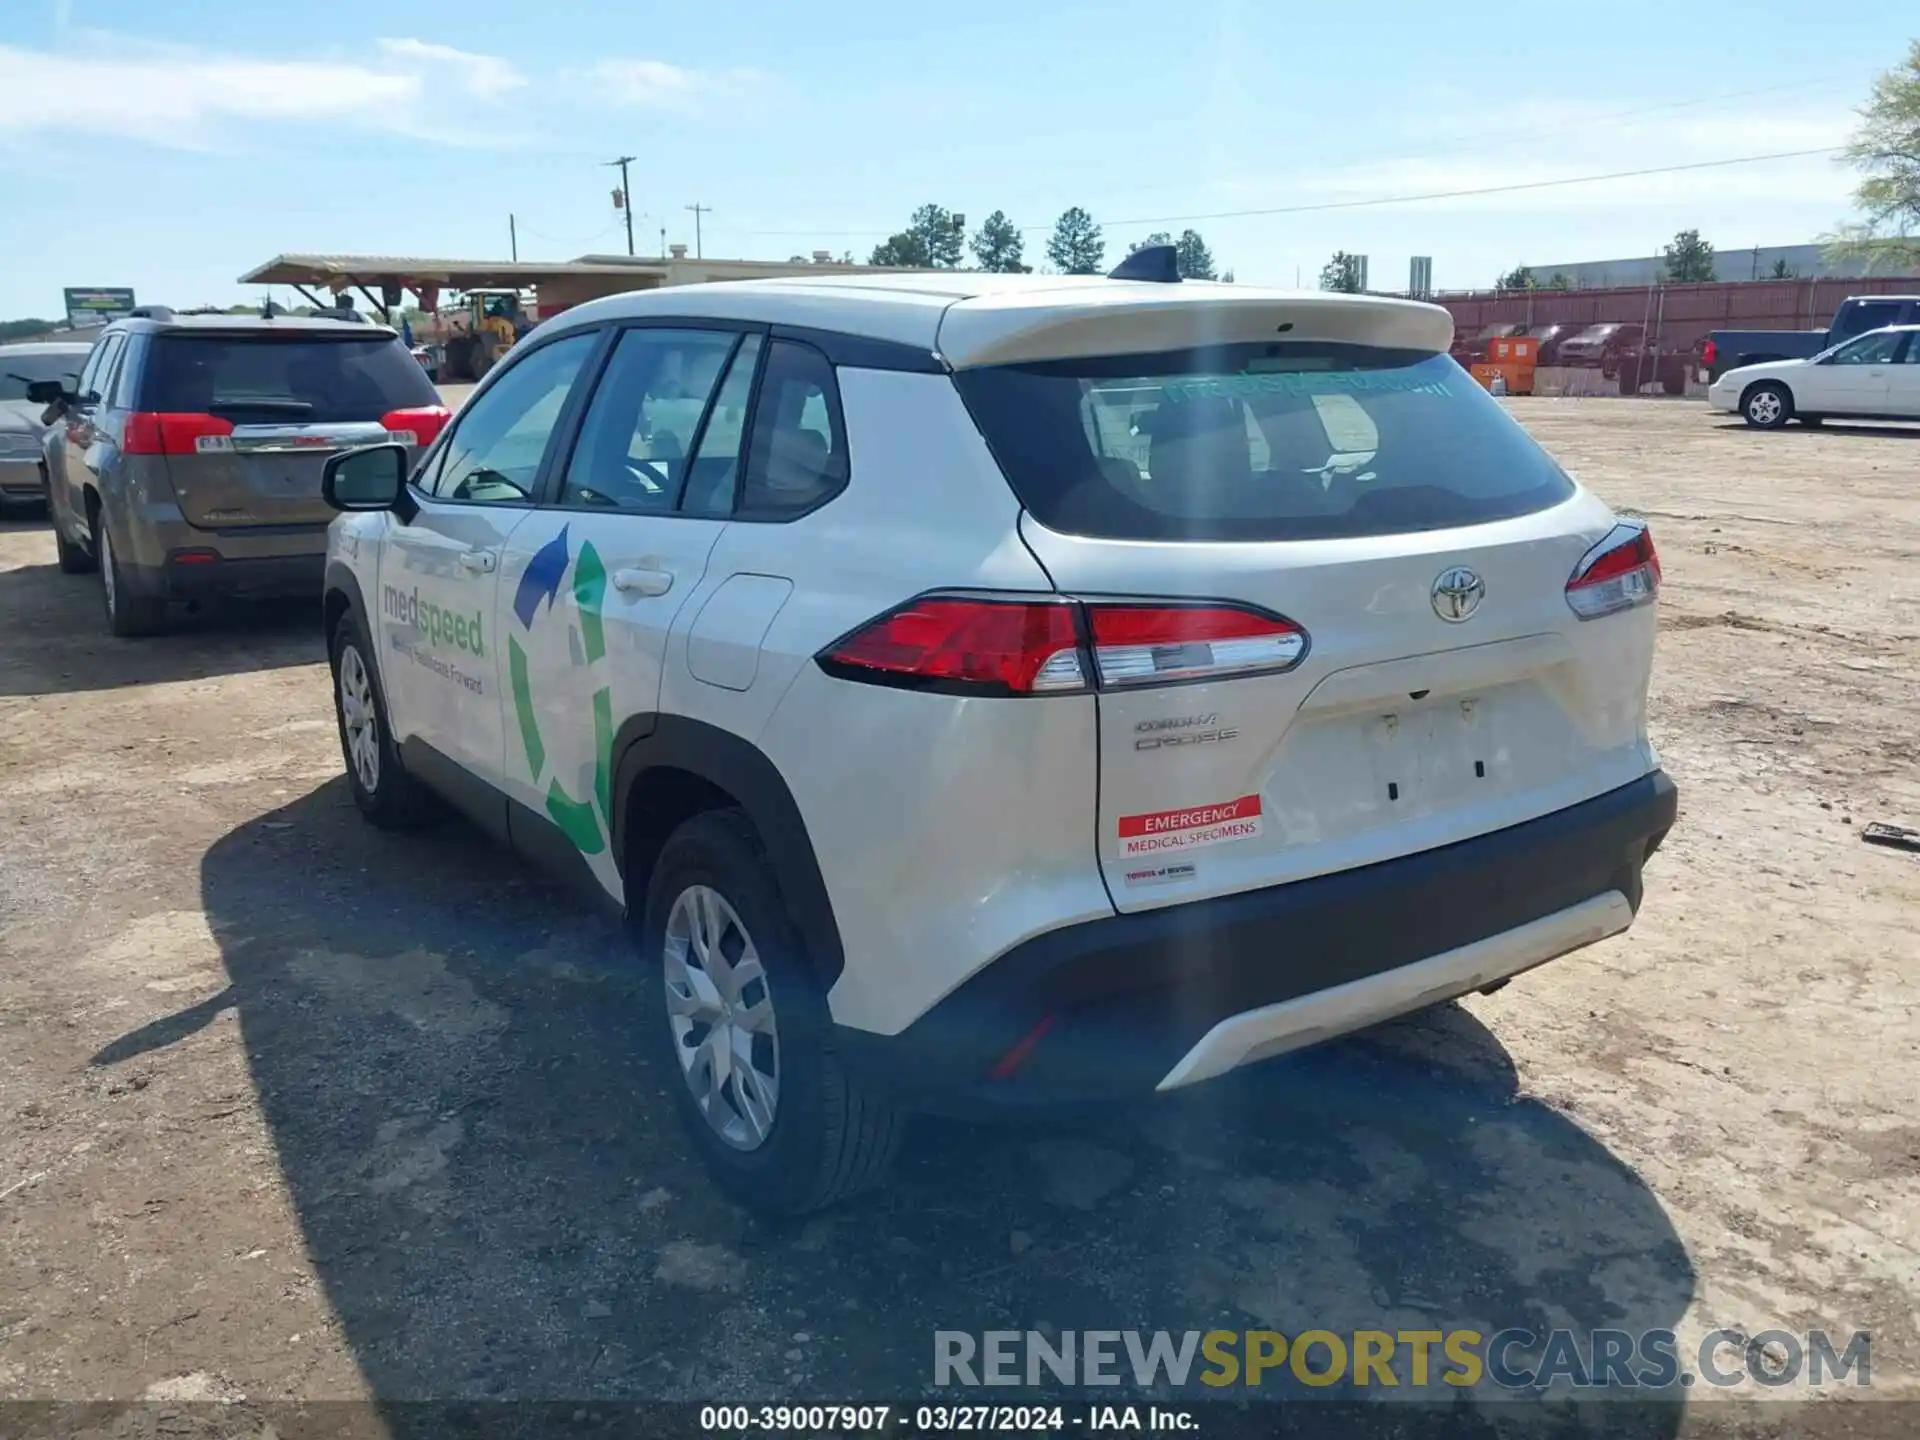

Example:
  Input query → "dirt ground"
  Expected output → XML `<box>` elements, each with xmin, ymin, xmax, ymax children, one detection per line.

<box><xmin>1</xmin><ymin>398</ymin><xmax>1916</xmax><ymax>1434</ymax></box>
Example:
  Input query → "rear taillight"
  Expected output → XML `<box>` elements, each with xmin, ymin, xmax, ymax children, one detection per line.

<box><xmin>818</xmin><ymin>596</ymin><xmax>1086</xmax><ymax>696</ymax></box>
<box><xmin>1566</xmin><ymin>521</ymin><xmax>1661</xmax><ymax>620</ymax></box>
<box><xmin>817</xmin><ymin>594</ymin><xmax>1307</xmax><ymax>696</ymax></box>
<box><xmin>1086</xmin><ymin>604</ymin><xmax>1306</xmax><ymax>687</ymax></box>
<box><xmin>382</xmin><ymin>406</ymin><xmax>451</xmax><ymax>448</ymax></box>
<box><xmin>123</xmin><ymin>412</ymin><xmax>234</xmax><ymax>457</ymax></box>
<box><xmin>1701</xmin><ymin>339</ymin><xmax>1718</xmax><ymax>367</ymax></box>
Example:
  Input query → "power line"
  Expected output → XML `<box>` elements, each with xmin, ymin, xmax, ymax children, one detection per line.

<box><xmin>685</xmin><ymin>203</ymin><xmax>711</xmax><ymax>259</ymax></box>
<box><xmin>966</xmin><ymin>72</ymin><xmax>1866</xmax><ymax>218</ymax></box>
<box><xmin>1076</xmin><ymin>147</ymin><xmax>1844</xmax><ymax>231</ymax></box>
<box><xmin>703</xmin><ymin>145</ymin><xmax>1843</xmax><ymax>243</ymax></box>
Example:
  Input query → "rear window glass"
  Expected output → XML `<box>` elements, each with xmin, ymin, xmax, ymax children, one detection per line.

<box><xmin>0</xmin><ymin>351</ymin><xmax>87</xmax><ymax>400</ymax></box>
<box><xmin>953</xmin><ymin>342</ymin><xmax>1576</xmax><ymax>542</ymax></box>
<box><xmin>142</xmin><ymin>334</ymin><xmax>439</xmax><ymax>421</ymax></box>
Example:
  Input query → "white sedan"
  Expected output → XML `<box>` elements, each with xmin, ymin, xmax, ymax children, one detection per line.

<box><xmin>1709</xmin><ymin>323</ymin><xmax>1920</xmax><ymax>428</ymax></box>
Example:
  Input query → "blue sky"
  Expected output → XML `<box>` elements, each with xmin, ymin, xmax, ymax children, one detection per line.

<box><xmin>0</xmin><ymin>1</ymin><xmax>1910</xmax><ymax>319</ymax></box>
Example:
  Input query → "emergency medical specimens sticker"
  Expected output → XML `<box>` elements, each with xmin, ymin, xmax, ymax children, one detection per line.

<box><xmin>1117</xmin><ymin>796</ymin><xmax>1264</xmax><ymax>857</ymax></box>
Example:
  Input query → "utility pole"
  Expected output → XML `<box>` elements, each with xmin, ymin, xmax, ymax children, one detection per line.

<box><xmin>509</xmin><ymin>213</ymin><xmax>518</xmax><ymax>262</ymax></box>
<box><xmin>686</xmin><ymin>203</ymin><xmax>711</xmax><ymax>259</ymax></box>
<box><xmin>605</xmin><ymin>155</ymin><xmax>637</xmax><ymax>256</ymax></box>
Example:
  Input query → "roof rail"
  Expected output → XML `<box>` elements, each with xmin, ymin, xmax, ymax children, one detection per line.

<box><xmin>1107</xmin><ymin>244</ymin><xmax>1181</xmax><ymax>284</ymax></box>
<box><xmin>128</xmin><ymin>304</ymin><xmax>175</xmax><ymax>321</ymax></box>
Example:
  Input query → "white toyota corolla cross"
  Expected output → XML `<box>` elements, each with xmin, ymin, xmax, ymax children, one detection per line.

<box><xmin>319</xmin><ymin>248</ymin><xmax>1678</xmax><ymax>1213</ymax></box>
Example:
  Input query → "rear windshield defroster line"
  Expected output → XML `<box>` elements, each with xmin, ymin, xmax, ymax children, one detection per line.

<box><xmin>952</xmin><ymin>341</ymin><xmax>1576</xmax><ymax>543</ymax></box>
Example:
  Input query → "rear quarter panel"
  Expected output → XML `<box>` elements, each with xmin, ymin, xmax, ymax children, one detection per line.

<box><xmin>748</xmin><ymin>368</ymin><xmax>1113</xmax><ymax>1037</ymax></box>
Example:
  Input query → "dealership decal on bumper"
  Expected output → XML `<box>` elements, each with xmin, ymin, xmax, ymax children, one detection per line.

<box><xmin>1118</xmin><ymin>796</ymin><xmax>1264</xmax><ymax>857</ymax></box>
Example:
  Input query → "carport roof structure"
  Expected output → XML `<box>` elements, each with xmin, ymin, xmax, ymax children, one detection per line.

<box><xmin>238</xmin><ymin>253</ymin><xmax>663</xmax><ymax>289</ymax></box>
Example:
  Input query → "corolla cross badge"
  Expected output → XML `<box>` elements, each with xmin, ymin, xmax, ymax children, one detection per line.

<box><xmin>1431</xmin><ymin>566</ymin><xmax>1485</xmax><ymax>622</ymax></box>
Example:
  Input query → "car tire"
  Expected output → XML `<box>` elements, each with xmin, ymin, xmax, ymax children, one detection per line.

<box><xmin>54</xmin><ymin>521</ymin><xmax>95</xmax><ymax>574</ymax></box>
<box><xmin>330</xmin><ymin>611</ymin><xmax>435</xmax><ymax>829</ymax></box>
<box><xmin>640</xmin><ymin>809</ymin><xmax>902</xmax><ymax>1215</ymax></box>
<box><xmin>94</xmin><ymin>512</ymin><xmax>167</xmax><ymax>637</ymax></box>
<box><xmin>1741</xmin><ymin>382</ymin><xmax>1793</xmax><ymax>430</ymax></box>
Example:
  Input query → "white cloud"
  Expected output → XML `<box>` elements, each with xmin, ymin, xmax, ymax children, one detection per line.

<box><xmin>375</xmin><ymin>37</ymin><xmax>525</xmax><ymax>98</ymax></box>
<box><xmin>0</xmin><ymin>35</ymin><xmax>525</xmax><ymax>148</ymax></box>
<box><xmin>581</xmin><ymin>58</ymin><xmax>763</xmax><ymax>110</ymax></box>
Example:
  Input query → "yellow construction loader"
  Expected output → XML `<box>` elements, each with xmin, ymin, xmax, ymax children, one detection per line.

<box><xmin>438</xmin><ymin>289</ymin><xmax>535</xmax><ymax>383</ymax></box>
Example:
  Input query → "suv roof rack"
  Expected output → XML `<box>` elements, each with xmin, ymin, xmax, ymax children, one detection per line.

<box><xmin>1107</xmin><ymin>244</ymin><xmax>1181</xmax><ymax>284</ymax></box>
<box><xmin>128</xmin><ymin>305</ymin><xmax>175</xmax><ymax>321</ymax></box>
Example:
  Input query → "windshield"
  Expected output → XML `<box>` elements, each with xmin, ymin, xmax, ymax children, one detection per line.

<box><xmin>0</xmin><ymin>352</ymin><xmax>86</xmax><ymax>400</ymax></box>
<box><xmin>954</xmin><ymin>341</ymin><xmax>1576</xmax><ymax>542</ymax></box>
<box><xmin>141</xmin><ymin>334</ymin><xmax>439</xmax><ymax>421</ymax></box>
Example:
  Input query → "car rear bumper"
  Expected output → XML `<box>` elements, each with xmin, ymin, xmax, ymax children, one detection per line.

<box><xmin>837</xmin><ymin>770</ymin><xmax>1678</xmax><ymax>1111</ymax></box>
<box><xmin>122</xmin><ymin>536</ymin><xmax>328</xmax><ymax>601</ymax></box>
<box><xmin>0</xmin><ymin>457</ymin><xmax>45</xmax><ymax>503</ymax></box>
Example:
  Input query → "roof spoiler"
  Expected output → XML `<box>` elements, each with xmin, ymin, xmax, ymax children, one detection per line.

<box><xmin>1108</xmin><ymin>244</ymin><xmax>1181</xmax><ymax>284</ymax></box>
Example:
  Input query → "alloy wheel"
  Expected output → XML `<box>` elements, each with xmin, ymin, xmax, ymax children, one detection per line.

<box><xmin>663</xmin><ymin>884</ymin><xmax>780</xmax><ymax>1151</ymax></box>
<box><xmin>337</xmin><ymin>644</ymin><xmax>381</xmax><ymax>794</ymax></box>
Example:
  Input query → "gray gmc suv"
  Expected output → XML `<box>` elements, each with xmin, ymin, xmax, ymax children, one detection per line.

<box><xmin>37</xmin><ymin>312</ymin><xmax>447</xmax><ymax>635</ymax></box>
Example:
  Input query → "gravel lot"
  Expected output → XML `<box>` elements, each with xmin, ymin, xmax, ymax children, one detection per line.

<box><xmin>1</xmin><ymin>398</ymin><xmax>1915</xmax><ymax>1434</ymax></box>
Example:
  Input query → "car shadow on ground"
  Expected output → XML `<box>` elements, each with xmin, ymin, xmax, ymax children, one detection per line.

<box><xmin>0</xmin><ymin>558</ymin><xmax>323</xmax><ymax>697</ymax></box>
<box><xmin>93</xmin><ymin>780</ymin><xmax>1692</xmax><ymax>1434</ymax></box>
<box><xmin>1710</xmin><ymin>420</ymin><xmax>1920</xmax><ymax>439</ymax></box>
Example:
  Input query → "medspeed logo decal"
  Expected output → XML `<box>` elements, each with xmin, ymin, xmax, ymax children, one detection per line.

<box><xmin>1118</xmin><ymin>796</ymin><xmax>1263</xmax><ymax>857</ymax></box>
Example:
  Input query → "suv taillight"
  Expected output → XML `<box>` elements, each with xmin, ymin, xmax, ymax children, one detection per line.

<box><xmin>123</xmin><ymin>412</ymin><xmax>234</xmax><ymax>457</ymax></box>
<box><xmin>1566</xmin><ymin>522</ymin><xmax>1661</xmax><ymax>620</ymax></box>
<box><xmin>382</xmin><ymin>406</ymin><xmax>451</xmax><ymax>447</ymax></box>
<box><xmin>817</xmin><ymin>595</ymin><xmax>1307</xmax><ymax>696</ymax></box>
<box><xmin>1701</xmin><ymin>339</ymin><xmax>1718</xmax><ymax>367</ymax></box>
<box><xmin>1086</xmin><ymin>604</ymin><xmax>1306</xmax><ymax>687</ymax></box>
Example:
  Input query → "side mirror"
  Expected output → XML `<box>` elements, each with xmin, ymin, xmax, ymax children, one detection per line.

<box><xmin>25</xmin><ymin>379</ymin><xmax>71</xmax><ymax>408</ymax></box>
<box><xmin>323</xmin><ymin>444</ymin><xmax>409</xmax><ymax>512</ymax></box>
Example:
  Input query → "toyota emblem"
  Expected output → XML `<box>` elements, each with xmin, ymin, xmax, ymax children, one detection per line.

<box><xmin>1431</xmin><ymin>566</ymin><xmax>1485</xmax><ymax>622</ymax></box>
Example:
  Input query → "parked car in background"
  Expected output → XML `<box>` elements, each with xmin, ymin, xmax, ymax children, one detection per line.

<box><xmin>1702</xmin><ymin>295</ymin><xmax>1920</xmax><ymax>385</ymax></box>
<box><xmin>34</xmin><ymin>313</ymin><xmax>447</xmax><ymax>635</ymax></box>
<box><xmin>1709</xmin><ymin>324</ymin><xmax>1920</xmax><ymax>429</ymax></box>
<box><xmin>0</xmin><ymin>340</ymin><xmax>91</xmax><ymax>514</ymax></box>
<box><xmin>1556</xmin><ymin>323</ymin><xmax>1632</xmax><ymax>369</ymax></box>
<box><xmin>317</xmin><ymin>265</ymin><xmax>1677</xmax><ymax>1212</ymax></box>
<box><xmin>1525</xmin><ymin>323</ymin><xmax>1582</xmax><ymax>367</ymax></box>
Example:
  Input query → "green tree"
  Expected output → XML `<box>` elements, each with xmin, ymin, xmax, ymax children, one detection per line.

<box><xmin>910</xmin><ymin>203</ymin><xmax>966</xmax><ymax>268</ymax></box>
<box><xmin>869</xmin><ymin>231</ymin><xmax>931</xmax><ymax>267</ymax></box>
<box><xmin>1128</xmin><ymin>231</ymin><xmax>1174</xmax><ymax>253</ymax></box>
<box><xmin>0</xmin><ymin>317</ymin><xmax>56</xmax><ymax>342</ymax></box>
<box><xmin>1830</xmin><ymin>40</ymin><xmax>1920</xmax><ymax>270</ymax></box>
<box><xmin>1543</xmin><ymin>271</ymin><xmax>1573</xmax><ymax>290</ymax></box>
<box><xmin>1175</xmin><ymin>229</ymin><xmax>1218</xmax><ymax>280</ymax></box>
<box><xmin>1497</xmin><ymin>264</ymin><xmax>1534</xmax><ymax>291</ymax></box>
<box><xmin>1320</xmin><ymin>251</ymin><xmax>1365</xmax><ymax>293</ymax></box>
<box><xmin>970</xmin><ymin>210</ymin><xmax>1029</xmax><ymax>272</ymax></box>
<box><xmin>1047</xmin><ymin>207</ymin><xmax>1105</xmax><ymax>274</ymax></box>
<box><xmin>1771</xmin><ymin>257</ymin><xmax>1798</xmax><ymax>279</ymax></box>
<box><xmin>1659</xmin><ymin>229</ymin><xmax>1716</xmax><ymax>283</ymax></box>
<box><xmin>868</xmin><ymin>203</ymin><xmax>965</xmax><ymax>268</ymax></box>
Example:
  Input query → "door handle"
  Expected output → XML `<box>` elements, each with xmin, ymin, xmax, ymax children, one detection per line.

<box><xmin>459</xmin><ymin>549</ymin><xmax>497</xmax><ymax>573</ymax></box>
<box><xmin>612</xmin><ymin>566</ymin><xmax>673</xmax><ymax>597</ymax></box>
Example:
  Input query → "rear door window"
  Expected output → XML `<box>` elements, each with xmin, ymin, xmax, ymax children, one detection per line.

<box><xmin>141</xmin><ymin>334</ymin><xmax>440</xmax><ymax>421</ymax></box>
<box><xmin>737</xmin><ymin>340</ymin><xmax>848</xmax><ymax>519</ymax></box>
<box><xmin>954</xmin><ymin>342</ymin><xmax>1576</xmax><ymax>542</ymax></box>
